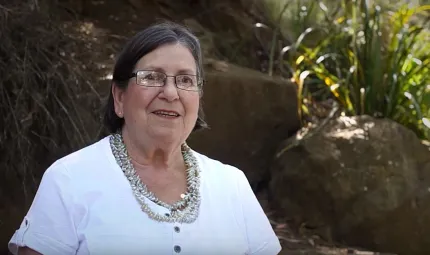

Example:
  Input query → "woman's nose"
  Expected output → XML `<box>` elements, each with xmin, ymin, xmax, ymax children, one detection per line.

<box><xmin>159</xmin><ymin>77</ymin><xmax>179</xmax><ymax>101</ymax></box>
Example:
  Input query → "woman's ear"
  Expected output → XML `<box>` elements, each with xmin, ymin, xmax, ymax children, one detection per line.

<box><xmin>112</xmin><ymin>82</ymin><xmax>124</xmax><ymax>118</ymax></box>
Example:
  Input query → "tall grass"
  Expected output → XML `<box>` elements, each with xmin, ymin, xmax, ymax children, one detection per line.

<box><xmin>260</xmin><ymin>0</ymin><xmax>430</xmax><ymax>139</ymax></box>
<box><xmin>0</xmin><ymin>1</ymin><xmax>103</xmax><ymax>201</ymax></box>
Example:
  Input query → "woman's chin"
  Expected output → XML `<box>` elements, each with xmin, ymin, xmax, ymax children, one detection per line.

<box><xmin>149</xmin><ymin>127</ymin><xmax>182</xmax><ymax>143</ymax></box>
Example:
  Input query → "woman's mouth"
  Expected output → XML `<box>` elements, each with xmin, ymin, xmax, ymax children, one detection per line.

<box><xmin>152</xmin><ymin>110</ymin><xmax>180</xmax><ymax>118</ymax></box>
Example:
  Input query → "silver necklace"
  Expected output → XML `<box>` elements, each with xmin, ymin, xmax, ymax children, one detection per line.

<box><xmin>109</xmin><ymin>132</ymin><xmax>201</xmax><ymax>223</ymax></box>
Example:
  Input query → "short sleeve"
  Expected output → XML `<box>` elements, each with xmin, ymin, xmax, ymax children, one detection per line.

<box><xmin>236</xmin><ymin>170</ymin><xmax>282</xmax><ymax>255</ymax></box>
<box><xmin>8</xmin><ymin>161</ymin><xmax>79</xmax><ymax>255</ymax></box>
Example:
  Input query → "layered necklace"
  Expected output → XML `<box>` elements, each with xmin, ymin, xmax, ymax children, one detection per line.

<box><xmin>109</xmin><ymin>132</ymin><xmax>201</xmax><ymax>223</ymax></box>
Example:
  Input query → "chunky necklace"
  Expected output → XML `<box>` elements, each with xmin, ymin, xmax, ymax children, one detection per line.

<box><xmin>109</xmin><ymin>132</ymin><xmax>201</xmax><ymax>223</ymax></box>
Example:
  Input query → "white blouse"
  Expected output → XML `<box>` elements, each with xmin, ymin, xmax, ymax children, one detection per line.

<box><xmin>9</xmin><ymin>136</ymin><xmax>281</xmax><ymax>255</ymax></box>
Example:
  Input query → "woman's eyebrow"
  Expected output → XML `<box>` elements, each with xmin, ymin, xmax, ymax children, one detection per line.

<box><xmin>176</xmin><ymin>68</ymin><xmax>196</xmax><ymax>75</ymax></box>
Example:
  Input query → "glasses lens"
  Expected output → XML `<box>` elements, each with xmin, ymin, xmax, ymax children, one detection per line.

<box><xmin>137</xmin><ymin>71</ymin><xmax>165</xmax><ymax>87</ymax></box>
<box><xmin>176</xmin><ymin>75</ymin><xmax>199</xmax><ymax>91</ymax></box>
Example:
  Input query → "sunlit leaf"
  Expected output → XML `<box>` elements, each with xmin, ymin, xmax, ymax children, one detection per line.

<box><xmin>254</xmin><ymin>22</ymin><xmax>270</xmax><ymax>29</ymax></box>
<box><xmin>330</xmin><ymin>84</ymin><xmax>340</xmax><ymax>97</ymax></box>
<box><xmin>296</xmin><ymin>27</ymin><xmax>314</xmax><ymax>48</ymax></box>
<box><xmin>319</xmin><ymin>2</ymin><xmax>328</xmax><ymax>12</ymax></box>
<box><xmin>324</xmin><ymin>77</ymin><xmax>335</xmax><ymax>86</ymax></box>
<box><xmin>296</xmin><ymin>55</ymin><xmax>305</xmax><ymax>65</ymax></box>
<box><xmin>302</xmin><ymin>104</ymin><xmax>310</xmax><ymax>115</ymax></box>
<box><xmin>299</xmin><ymin>70</ymin><xmax>311</xmax><ymax>83</ymax></box>
<box><xmin>336</xmin><ymin>16</ymin><xmax>346</xmax><ymax>24</ymax></box>
<box><xmin>423</xmin><ymin>118</ymin><xmax>430</xmax><ymax>129</ymax></box>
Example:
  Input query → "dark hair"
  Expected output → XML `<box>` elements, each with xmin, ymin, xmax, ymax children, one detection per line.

<box><xmin>103</xmin><ymin>21</ymin><xmax>208</xmax><ymax>133</ymax></box>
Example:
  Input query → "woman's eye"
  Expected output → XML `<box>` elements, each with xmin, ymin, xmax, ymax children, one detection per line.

<box><xmin>144</xmin><ymin>73</ymin><xmax>157</xmax><ymax>80</ymax></box>
<box><xmin>179</xmin><ymin>76</ymin><xmax>193</xmax><ymax>85</ymax></box>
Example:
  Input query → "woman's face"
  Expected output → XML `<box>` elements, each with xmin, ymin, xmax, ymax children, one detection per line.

<box><xmin>113</xmin><ymin>43</ymin><xmax>200</xmax><ymax>145</ymax></box>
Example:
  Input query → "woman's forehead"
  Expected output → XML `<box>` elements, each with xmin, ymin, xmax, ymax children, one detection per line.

<box><xmin>137</xmin><ymin>65</ymin><xmax>195</xmax><ymax>75</ymax></box>
<box><xmin>135</xmin><ymin>44</ymin><xmax>196</xmax><ymax>71</ymax></box>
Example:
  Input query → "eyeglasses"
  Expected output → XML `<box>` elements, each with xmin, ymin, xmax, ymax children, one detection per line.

<box><xmin>130</xmin><ymin>70</ymin><xmax>202</xmax><ymax>92</ymax></box>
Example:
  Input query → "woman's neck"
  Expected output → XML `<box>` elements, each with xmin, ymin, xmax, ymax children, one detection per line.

<box><xmin>121</xmin><ymin>127</ymin><xmax>184</xmax><ymax>171</ymax></box>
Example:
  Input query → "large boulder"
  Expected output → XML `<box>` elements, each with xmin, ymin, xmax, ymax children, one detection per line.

<box><xmin>188</xmin><ymin>61</ymin><xmax>300</xmax><ymax>189</ymax></box>
<box><xmin>269</xmin><ymin>115</ymin><xmax>430</xmax><ymax>255</ymax></box>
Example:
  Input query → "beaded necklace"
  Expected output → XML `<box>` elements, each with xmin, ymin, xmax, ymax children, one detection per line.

<box><xmin>109</xmin><ymin>133</ymin><xmax>201</xmax><ymax>223</ymax></box>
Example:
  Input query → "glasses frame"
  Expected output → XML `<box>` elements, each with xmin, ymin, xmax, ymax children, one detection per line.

<box><xmin>129</xmin><ymin>70</ymin><xmax>203</xmax><ymax>92</ymax></box>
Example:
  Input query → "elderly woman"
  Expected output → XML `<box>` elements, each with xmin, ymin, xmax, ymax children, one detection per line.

<box><xmin>8</xmin><ymin>22</ymin><xmax>281</xmax><ymax>255</ymax></box>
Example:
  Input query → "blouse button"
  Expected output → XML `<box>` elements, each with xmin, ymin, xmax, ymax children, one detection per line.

<box><xmin>174</xmin><ymin>245</ymin><xmax>181</xmax><ymax>253</ymax></box>
<box><xmin>174</xmin><ymin>226</ymin><xmax>180</xmax><ymax>233</ymax></box>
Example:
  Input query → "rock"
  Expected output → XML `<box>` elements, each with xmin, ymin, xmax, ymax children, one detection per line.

<box><xmin>269</xmin><ymin>115</ymin><xmax>430</xmax><ymax>255</ymax></box>
<box><xmin>127</xmin><ymin>0</ymin><xmax>144</xmax><ymax>9</ymax></box>
<box><xmin>188</xmin><ymin>63</ymin><xmax>300</xmax><ymax>189</ymax></box>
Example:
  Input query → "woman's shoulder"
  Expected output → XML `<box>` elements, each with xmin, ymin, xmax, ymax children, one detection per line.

<box><xmin>46</xmin><ymin>136</ymin><xmax>113</xmax><ymax>178</ymax></box>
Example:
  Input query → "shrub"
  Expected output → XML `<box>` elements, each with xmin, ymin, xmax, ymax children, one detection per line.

<box><xmin>260</xmin><ymin>0</ymin><xmax>430</xmax><ymax>139</ymax></box>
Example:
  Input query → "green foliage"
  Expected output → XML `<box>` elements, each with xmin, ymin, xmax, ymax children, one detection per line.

<box><xmin>262</xmin><ymin>0</ymin><xmax>430</xmax><ymax>139</ymax></box>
